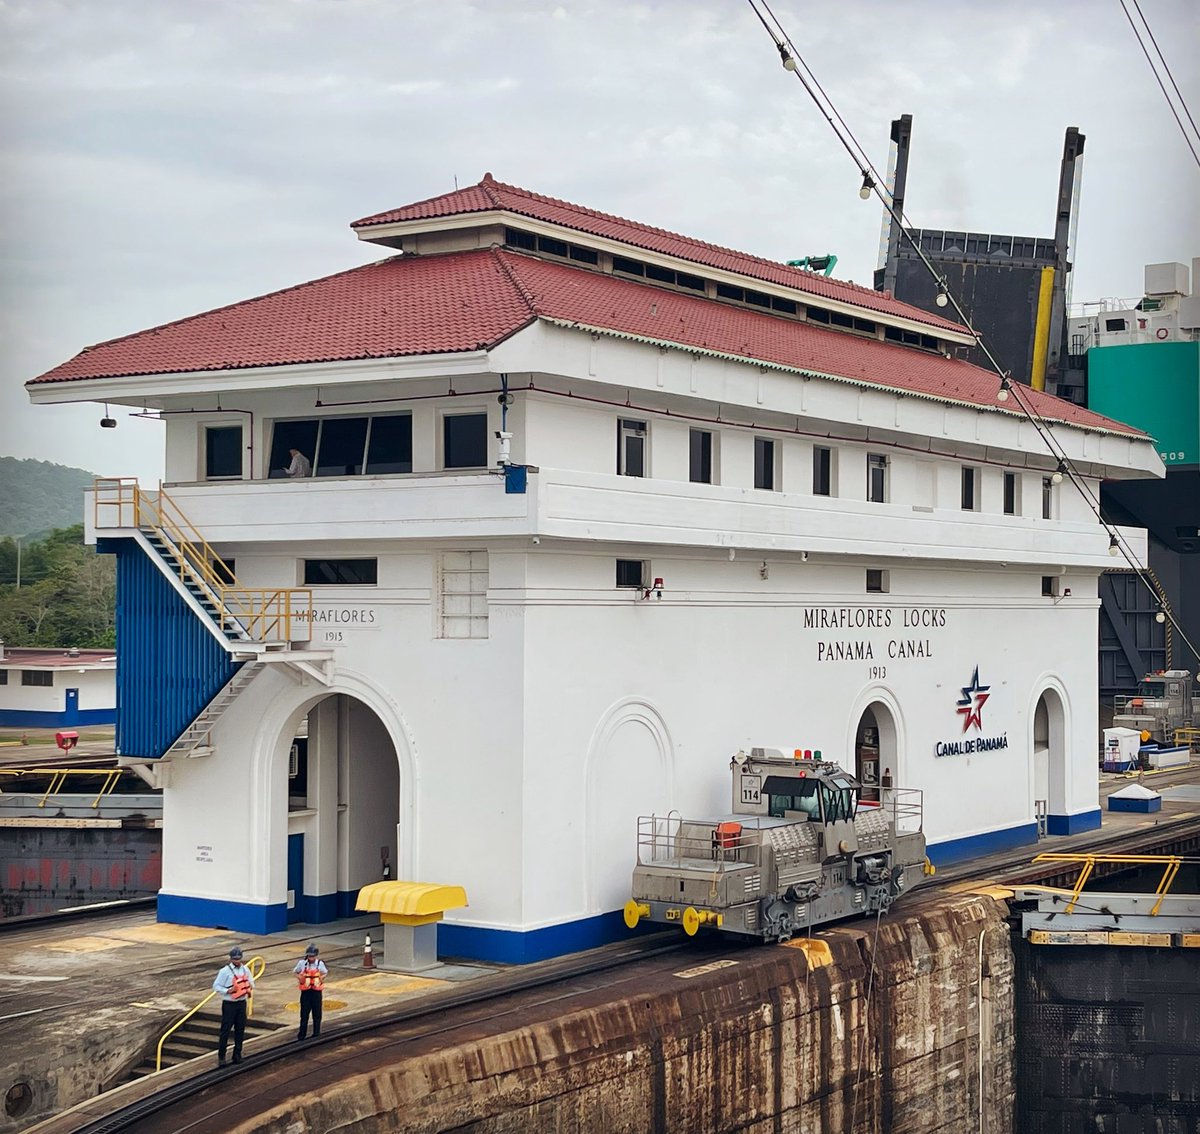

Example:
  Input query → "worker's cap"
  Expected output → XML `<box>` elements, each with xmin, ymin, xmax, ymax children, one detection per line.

<box><xmin>228</xmin><ymin>947</ymin><xmax>244</xmax><ymax>959</ymax></box>
<box><xmin>305</xmin><ymin>944</ymin><xmax>319</xmax><ymax>956</ymax></box>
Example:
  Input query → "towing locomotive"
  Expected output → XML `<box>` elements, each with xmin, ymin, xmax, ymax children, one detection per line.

<box><xmin>624</xmin><ymin>747</ymin><xmax>933</xmax><ymax>942</ymax></box>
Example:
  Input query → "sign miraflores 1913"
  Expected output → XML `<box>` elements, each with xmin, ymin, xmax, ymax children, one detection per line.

<box><xmin>297</xmin><ymin>606</ymin><xmax>381</xmax><ymax>647</ymax></box>
<box><xmin>803</xmin><ymin>605</ymin><xmax>947</xmax><ymax>664</ymax></box>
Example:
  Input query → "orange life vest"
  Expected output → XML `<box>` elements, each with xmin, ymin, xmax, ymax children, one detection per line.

<box><xmin>297</xmin><ymin>964</ymin><xmax>325</xmax><ymax>992</ymax></box>
<box><xmin>229</xmin><ymin>968</ymin><xmax>252</xmax><ymax>1000</ymax></box>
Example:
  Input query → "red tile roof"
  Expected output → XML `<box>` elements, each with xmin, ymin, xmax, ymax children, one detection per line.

<box><xmin>28</xmin><ymin>247</ymin><xmax>1142</xmax><ymax>437</ymax></box>
<box><xmin>352</xmin><ymin>174</ymin><xmax>967</xmax><ymax>335</ymax></box>
<box><xmin>1</xmin><ymin>649</ymin><xmax>116</xmax><ymax>669</ymax></box>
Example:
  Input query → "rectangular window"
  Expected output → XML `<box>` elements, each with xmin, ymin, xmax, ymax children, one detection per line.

<box><xmin>22</xmin><ymin>671</ymin><xmax>53</xmax><ymax>687</ymax></box>
<box><xmin>813</xmin><ymin>446</ymin><xmax>832</xmax><ymax>496</ymax></box>
<box><xmin>689</xmin><ymin>429</ymin><xmax>714</xmax><ymax>484</ymax></box>
<box><xmin>618</xmin><ymin>419</ymin><xmax>647</xmax><ymax>477</ymax></box>
<box><xmin>1003</xmin><ymin>472</ymin><xmax>1019</xmax><ymax>516</ymax></box>
<box><xmin>1042</xmin><ymin>477</ymin><xmax>1054</xmax><ymax>520</ymax></box>
<box><xmin>443</xmin><ymin>413</ymin><xmax>488</xmax><ymax>469</ymax></box>
<box><xmin>0</xmin><ymin>670</ymin><xmax>9</xmax><ymax>685</ymax></box>
<box><xmin>364</xmin><ymin>415</ymin><xmax>413</xmax><ymax>474</ymax></box>
<box><xmin>303</xmin><ymin>559</ymin><xmax>378</xmax><ymax>585</ymax></box>
<box><xmin>205</xmin><ymin>425</ymin><xmax>243</xmax><ymax>479</ymax></box>
<box><xmin>961</xmin><ymin>466</ymin><xmax>978</xmax><ymax>511</ymax></box>
<box><xmin>1041</xmin><ymin>575</ymin><xmax>1058</xmax><ymax>597</ymax></box>
<box><xmin>315</xmin><ymin>417</ymin><xmax>369</xmax><ymax>477</ymax></box>
<box><xmin>438</xmin><ymin>551</ymin><xmax>488</xmax><ymax>639</ymax></box>
<box><xmin>616</xmin><ymin>559</ymin><xmax>646</xmax><ymax>588</ymax></box>
<box><xmin>866</xmin><ymin>569</ymin><xmax>890</xmax><ymax>594</ymax></box>
<box><xmin>612</xmin><ymin>255</ymin><xmax>645</xmax><ymax>277</ymax></box>
<box><xmin>867</xmin><ymin>453</ymin><xmax>888</xmax><ymax>503</ymax></box>
<box><xmin>754</xmin><ymin>438</ymin><xmax>776</xmax><ymax>491</ymax></box>
<box><xmin>1104</xmin><ymin>317</ymin><xmax>1127</xmax><ymax>332</ymax></box>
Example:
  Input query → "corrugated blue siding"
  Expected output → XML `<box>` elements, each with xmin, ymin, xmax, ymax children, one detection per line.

<box><xmin>100</xmin><ymin>538</ymin><xmax>241</xmax><ymax>758</ymax></box>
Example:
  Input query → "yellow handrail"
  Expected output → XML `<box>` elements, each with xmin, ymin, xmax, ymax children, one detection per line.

<box><xmin>155</xmin><ymin>955</ymin><xmax>265</xmax><ymax>1073</ymax></box>
<box><xmin>1032</xmin><ymin>853</ymin><xmax>1183</xmax><ymax>916</ymax></box>
<box><xmin>92</xmin><ymin>478</ymin><xmax>313</xmax><ymax>643</ymax></box>
<box><xmin>27</xmin><ymin>767</ymin><xmax>124</xmax><ymax>809</ymax></box>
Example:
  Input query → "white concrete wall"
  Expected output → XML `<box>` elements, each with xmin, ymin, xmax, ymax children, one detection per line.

<box><xmin>0</xmin><ymin>668</ymin><xmax>114</xmax><ymax>713</ymax></box>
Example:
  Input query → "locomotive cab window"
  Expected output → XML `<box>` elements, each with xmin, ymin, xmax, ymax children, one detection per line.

<box><xmin>820</xmin><ymin>777</ymin><xmax>857</xmax><ymax>822</ymax></box>
<box><xmin>764</xmin><ymin>776</ymin><xmax>820</xmax><ymax>820</ymax></box>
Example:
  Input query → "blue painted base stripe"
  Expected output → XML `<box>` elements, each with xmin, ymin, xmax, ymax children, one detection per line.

<box><xmin>299</xmin><ymin>893</ymin><xmax>340</xmax><ymax>924</ymax></box>
<box><xmin>437</xmin><ymin>911</ymin><xmax>653</xmax><ymax>966</ymax></box>
<box><xmin>158</xmin><ymin>894</ymin><xmax>288</xmax><ymax>936</ymax></box>
<box><xmin>927</xmin><ymin>822</ymin><xmax>1039</xmax><ymax>867</ymax></box>
<box><xmin>0</xmin><ymin>708</ymin><xmax>115</xmax><ymax>727</ymax></box>
<box><xmin>1047</xmin><ymin>808</ymin><xmax>1101</xmax><ymax>836</ymax></box>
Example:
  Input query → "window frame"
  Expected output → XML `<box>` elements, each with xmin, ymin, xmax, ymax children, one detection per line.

<box><xmin>689</xmin><ymin>428</ymin><xmax>715</xmax><ymax>485</ymax></box>
<box><xmin>21</xmin><ymin>670</ymin><xmax>53</xmax><ymax>687</ymax></box>
<box><xmin>754</xmin><ymin>437</ymin><xmax>776</xmax><ymax>491</ymax></box>
<box><xmin>616</xmin><ymin>559</ymin><xmax>647</xmax><ymax>588</ymax></box>
<box><xmin>618</xmin><ymin>418</ymin><xmax>648</xmax><ymax>477</ymax></box>
<box><xmin>442</xmin><ymin>411</ymin><xmax>490</xmax><ymax>470</ymax></box>
<box><xmin>204</xmin><ymin>424</ymin><xmax>244</xmax><ymax>480</ymax></box>
<box><xmin>867</xmin><ymin>453</ymin><xmax>889</xmax><ymax>504</ymax></box>
<box><xmin>1042</xmin><ymin>477</ymin><xmax>1054</xmax><ymax>520</ymax></box>
<box><xmin>267</xmin><ymin>413</ymin><xmax>413</xmax><ymax>479</ymax></box>
<box><xmin>961</xmin><ymin>466</ymin><xmax>979</xmax><ymax>511</ymax></box>
<box><xmin>302</xmin><ymin>559</ymin><xmax>378</xmax><ymax>586</ymax></box>
<box><xmin>866</xmin><ymin>569</ymin><xmax>890</xmax><ymax>594</ymax></box>
<box><xmin>813</xmin><ymin>445</ymin><xmax>833</xmax><ymax>496</ymax></box>
<box><xmin>1003</xmin><ymin>471</ymin><xmax>1019</xmax><ymax>516</ymax></box>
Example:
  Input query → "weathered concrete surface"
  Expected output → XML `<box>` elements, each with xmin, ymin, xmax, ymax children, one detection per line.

<box><xmin>231</xmin><ymin>892</ymin><xmax>1015</xmax><ymax>1133</ymax></box>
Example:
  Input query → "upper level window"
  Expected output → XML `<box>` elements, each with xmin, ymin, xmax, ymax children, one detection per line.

<box><xmin>618</xmin><ymin>419</ymin><xmax>647</xmax><ymax>477</ymax></box>
<box><xmin>22</xmin><ymin>671</ymin><xmax>53</xmax><ymax>687</ymax></box>
<box><xmin>1042</xmin><ymin>477</ymin><xmax>1054</xmax><ymax>520</ymax></box>
<box><xmin>866</xmin><ymin>569</ymin><xmax>890</xmax><ymax>593</ymax></box>
<box><xmin>303</xmin><ymin>559</ymin><xmax>377</xmax><ymax>585</ymax></box>
<box><xmin>813</xmin><ymin>446</ymin><xmax>833</xmax><ymax>496</ymax></box>
<box><xmin>0</xmin><ymin>670</ymin><xmax>8</xmax><ymax>685</ymax></box>
<box><xmin>443</xmin><ymin>413</ymin><xmax>488</xmax><ymax>469</ymax></box>
<box><xmin>269</xmin><ymin>415</ymin><xmax>412</xmax><ymax>479</ymax></box>
<box><xmin>205</xmin><ymin>426</ymin><xmax>243</xmax><ymax>479</ymax></box>
<box><xmin>754</xmin><ymin>438</ymin><xmax>776</xmax><ymax>491</ymax></box>
<box><xmin>616</xmin><ymin>559</ymin><xmax>645</xmax><ymax>588</ymax></box>
<box><xmin>961</xmin><ymin>466</ymin><xmax>979</xmax><ymax>511</ymax></box>
<box><xmin>867</xmin><ymin>453</ymin><xmax>888</xmax><ymax>503</ymax></box>
<box><xmin>689</xmin><ymin>429</ymin><xmax>714</xmax><ymax>484</ymax></box>
<box><xmin>1003</xmin><ymin>472</ymin><xmax>1019</xmax><ymax>516</ymax></box>
<box><xmin>1104</xmin><ymin>317</ymin><xmax>1127</xmax><ymax>332</ymax></box>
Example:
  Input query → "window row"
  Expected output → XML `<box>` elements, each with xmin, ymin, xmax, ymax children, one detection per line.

<box><xmin>0</xmin><ymin>670</ymin><xmax>55</xmax><ymax>686</ymax></box>
<box><xmin>619</xmin><ymin>421</ymin><xmax>1056</xmax><ymax>517</ymax></box>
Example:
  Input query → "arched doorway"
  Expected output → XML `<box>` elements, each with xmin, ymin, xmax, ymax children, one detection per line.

<box><xmin>282</xmin><ymin>692</ymin><xmax>401</xmax><ymax>923</ymax></box>
<box><xmin>1031</xmin><ymin>686</ymin><xmax>1067</xmax><ymax>829</ymax></box>
<box><xmin>853</xmin><ymin>702</ymin><xmax>899</xmax><ymax>801</ymax></box>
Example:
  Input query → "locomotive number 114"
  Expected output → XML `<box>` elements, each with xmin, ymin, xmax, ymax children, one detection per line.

<box><xmin>740</xmin><ymin>774</ymin><xmax>763</xmax><ymax>805</ymax></box>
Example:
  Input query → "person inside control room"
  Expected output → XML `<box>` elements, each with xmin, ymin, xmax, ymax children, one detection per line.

<box><xmin>213</xmin><ymin>946</ymin><xmax>255</xmax><ymax>1065</ymax></box>
<box><xmin>293</xmin><ymin>943</ymin><xmax>328</xmax><ymax>1041</ymax></box>
<box><xmin>284</xmin><ymin>448</ymin><xmax>311</xmax><ymax>477</ymax></box>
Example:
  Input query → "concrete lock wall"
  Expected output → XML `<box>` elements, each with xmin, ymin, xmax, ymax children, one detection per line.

<box><xmin>228</xmin><ymin>894</ymin><xmax>1015</xmax><ymax>1134</ymax></box>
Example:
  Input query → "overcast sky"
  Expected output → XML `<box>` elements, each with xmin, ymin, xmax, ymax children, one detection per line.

<box><xmin>2</xmin><ymin>0</ymin><xmax>1197</xmax><ymax>484</ymax></box>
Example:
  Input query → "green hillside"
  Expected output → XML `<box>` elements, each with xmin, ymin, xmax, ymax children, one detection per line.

<box><xmin>0</xmin><ymin>457</ymin><xmax>95</xmax><ymax>538</ymax></box>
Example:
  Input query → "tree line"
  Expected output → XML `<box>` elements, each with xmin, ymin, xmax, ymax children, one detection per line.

<box><xmin>0</xmin><ymin>526</ymin><xmax>115</xmax><ymax>649</ymax></box>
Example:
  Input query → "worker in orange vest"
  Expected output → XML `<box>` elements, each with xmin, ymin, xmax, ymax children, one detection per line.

<box><xmin>213</xmin><ymin>946</ymin><xmax>255</xmax><ymax>1066</ymax></box>
<box><xmin>293</xmin><ymin>943</ymin><xmax>328</xmax><ymax>1040</ymax></box>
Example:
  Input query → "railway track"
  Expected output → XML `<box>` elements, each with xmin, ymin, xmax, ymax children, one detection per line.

<box><xmin>31</xmin><ymin>813</ymin><xmax>1200</xmax><ymax>1134</ymax></box>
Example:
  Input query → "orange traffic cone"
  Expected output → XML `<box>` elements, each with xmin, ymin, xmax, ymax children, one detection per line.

<box><xmin>363</xmin><ymin>933</ymin><xmax>375</xmax><ymax>969</ymax></box>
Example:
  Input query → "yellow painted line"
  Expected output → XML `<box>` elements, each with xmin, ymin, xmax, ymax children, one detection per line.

<box><xmin>284</xmin><ymin>998</ymin><xmax>348</xmax><ymax>1012</ymax></box>
<box><xmin>107</xmin><ymin>924</ymin><xmax>230</xmax><ymax>945</ymax></box>
<box><xmin>331</xmin><ymin>973</ymin><xmax>445</xmax><ymax>995</ymax></box>
<box><xmin>40</xmin><ymin>935</ymin><xmax>137</xmax><ymax>953</ymax></box>
<box><xmin>943</xmin><ymin>882</ymin><xmax>1015</xmax><ymax>899</ymax></box>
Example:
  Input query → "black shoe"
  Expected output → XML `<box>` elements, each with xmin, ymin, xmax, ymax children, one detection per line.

<box><xmin>232</xmin><ymin>1056</ymin><xmax>242</xmax><ymax>1064</ymax></box>
<box><xmin>297</xmin><ymin>1033</ymin><xmax>306</xmax><ymax>1042</ymax></box>
<box><xmin>218</xmin><ymin>1058</ymin><xmax>226</xmax><ymax>1067</ymax></box>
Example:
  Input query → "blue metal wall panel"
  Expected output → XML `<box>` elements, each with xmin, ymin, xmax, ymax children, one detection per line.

<box><xmin>101</xmin><ymin>538</ymin><xmax>241</xmax><ymax>758</ymax></box>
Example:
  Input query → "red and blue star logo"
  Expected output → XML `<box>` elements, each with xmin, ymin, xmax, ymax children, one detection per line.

<box><xmin>956</xmin><ymin>666</ymin><xmax>991</xmax><ymax>733</ymax></box>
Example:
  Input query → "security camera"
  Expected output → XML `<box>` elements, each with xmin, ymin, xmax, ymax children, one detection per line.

<box><xmin>498</xmin><ymin>393</ymin><xmax>514</xmax><ymax>406</ymax></box>
<box><xmin>495</xmin><ymin>430</ymin><xmax>512</xmax><ymax>441</ymax></box>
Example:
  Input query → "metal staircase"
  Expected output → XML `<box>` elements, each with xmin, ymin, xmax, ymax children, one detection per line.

<box><xmin>124</xmin><ymin>1007</ymin><xmax>279</xmax><ymax>1080</ymax></box>
<box><xmin>93</xmin><ymin>478</ymin><xmax>325</xmax><ymax>762</ymax></box>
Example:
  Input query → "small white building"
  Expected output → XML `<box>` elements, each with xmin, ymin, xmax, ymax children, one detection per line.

<box><xmin>0</xmin><ymin>645</ymin><xmax>116</xmax><ymax>728</ymax></box>
<box><xmin>26</xmin><ymin>176</ymin><xmax>1162</xmax><ymax>961</ymax></box>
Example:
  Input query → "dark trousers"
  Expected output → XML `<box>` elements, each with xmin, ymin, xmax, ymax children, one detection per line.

<box><xmin>298</xmin><ymin>989</ymin><xmax>323</xmax><ymax>1039</ymax></box>
<box><xmin>219</xmin><ymin>998</ymin><xmax>247</xmax><ymax>1062</ymax></box>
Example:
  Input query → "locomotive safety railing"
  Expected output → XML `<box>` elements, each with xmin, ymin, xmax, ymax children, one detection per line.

<box><xmin>636</xmin><ymin>815</ymin><xmax>767</xmax><ymax>868</ymax></box>
<box><xmin>93</xmin><ymin>477</ymin><xmax>313</xmax><ymax>643</ymax></box>
<box><xmin>154</xmin><ymin>954</ymin><xmax>266</xmax><ymax>1073</ymax></box>
<box><xmin>876</xmin><ymin>786</ymin><xmax>924</xmax><ymax>835</ymax></box>
<box><xmin>1030</xmin><ymin>853</ymin><xmax>1184</xmax><ymax>916</ymax></box>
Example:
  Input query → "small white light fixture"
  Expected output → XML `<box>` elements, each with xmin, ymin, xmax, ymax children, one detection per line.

<box><xmin>1051</xmin><ymin>460</ymin><xmax>1067</xmax><ymax>485</ymax></box>
<box><xmin>1108</xmin><ymin>533</ymin><xmax>1120</xmax><ymax>556</ymax></box>
<box><xmin>997</xmin><ymin>375</ymin><xmax>1012</xmax><ymax>402</ymax></box>
<box><xmin>1155</xmin><ymin>607</ymin><xmax>1167</xmax><ymax>624</ymax></box>
<box><xmin>935</xmin><ymin>287</ymin><xmax>949</xmax><ymax>308</ymax></box>
<box><xmin>858</xmin><ymin>172</ymin><xmax>875</xmax><ymax>200</ymax></box>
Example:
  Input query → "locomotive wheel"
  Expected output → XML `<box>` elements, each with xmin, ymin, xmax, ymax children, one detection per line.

<box><xmin>682</xmin><ymin>906</ymin><xmax>701</xmax><ymax>936</ymax></box>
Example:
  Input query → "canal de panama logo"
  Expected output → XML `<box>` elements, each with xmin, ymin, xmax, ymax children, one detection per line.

<box><xmin>955</xmin><ymin>666</ymin><xmax>991</xmax><ymax>733</ymax></box>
